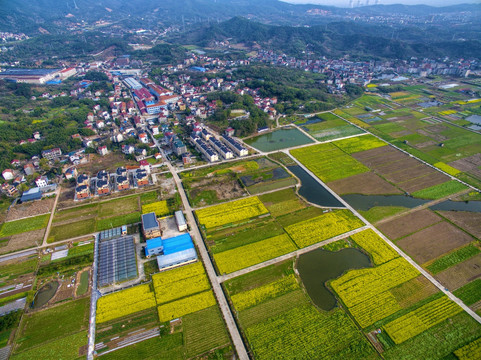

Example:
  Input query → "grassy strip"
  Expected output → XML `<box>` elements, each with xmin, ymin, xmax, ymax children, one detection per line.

<box><xmin>411</xmin><ymin>181</ymin><xmax>468</xmax><ymax>200</ymax></box>
<box><xmin>453</xmin><ymin>279</ymin><xmax>481</xmax><ymax>306</ymax></box>
<box><xmin>426</xmin><ymin>244</ymin><xmax>480</xmax><ymax>274</ymax></box>
<box><xmin>0</xmin><ymin>214</ymin><xmax>49</xmax><ymax>237</ymax></box>
<box><xmin>359</xmin><ymin>206</ymin><xmax>407</xmax><ymax>223</ymax></box>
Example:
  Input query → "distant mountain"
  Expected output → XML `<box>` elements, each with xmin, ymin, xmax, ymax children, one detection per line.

<box><xmin>171</xmin><ymin>16</ymin><xmax>481</xmax><ymax>60</ymax></box>
<box><xmin>1</xmin><ymin>0</ymin><xmax>480</xmax><ymax>34</ymax></box>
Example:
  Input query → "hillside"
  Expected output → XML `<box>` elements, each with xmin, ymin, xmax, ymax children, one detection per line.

<box><xmin>171</xmin><ymin>17</ymin><xmax>481</xmax><ymax>60</ymax></box>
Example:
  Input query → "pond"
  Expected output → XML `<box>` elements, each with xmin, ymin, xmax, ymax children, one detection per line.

<box><xmin>287</xmin><ymin>165</ymin><xmax>344</xmax><ymax>207</ymax></box>
<box><xmin>430</xmin><ymin>200</ymin><xmax>481</xmax><ymax>213</ymax></box>
<box><xmin>244</xmin><ymin>128</ymin><xmax>314</xmax><ymax>152</ymax></box>
<box><xmin>297</xmin><ymin>248</ymin><xmax>372</xmax><ymax>311</ymax></box>
<box><xmin>32</xmin><ymin>281</ymin><xmax>59</xmax><ymax>309</ymax></box>
<box><xmin>342</xmin><ymin>194</ymin><xmax>430</xmax><ymax>211</ymax></box>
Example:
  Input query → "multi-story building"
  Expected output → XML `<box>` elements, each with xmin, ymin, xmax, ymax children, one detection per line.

<box><xmin>41</xmin><ymin>148</ymin><xmax>62</xmax><ymax>161</ymax></box>
<box><xmin>221</xmin><ymin>136</ymin><xmax>248</xmax><ymax>156</ymax></box>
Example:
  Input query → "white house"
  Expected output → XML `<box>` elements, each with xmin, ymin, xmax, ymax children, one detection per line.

<box><xmin>35</xmin><ymin>176</ymin><xmax>48</xmax><ymax>188</ymax></box>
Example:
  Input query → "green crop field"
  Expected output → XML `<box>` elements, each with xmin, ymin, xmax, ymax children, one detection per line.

<box><xmin>100</xmin><ymin>332</ymin><xmax>184</xmax><ymax>360</ymax></box>
<box><xmin>246</xmin><ymin>305</ymin><xmax>375</xmax><ymax>360</ymax></box>
<box><xmin>48</xmin><ymin>218</ymin><xmax>95</xmax><ymax>243</ymax></box>
<box><xmin>0</xmin><ymin>214</ymin><xmax>49</xmax><ymax>237</ymax></box>
<box><xmin>99</xmin><ymin>196</ymin><xmax>139</xmax><ymax>217</ymax></box>
<box><xmin>96</xmin><ymin>212</ymin><xmax>141</xmax><ymax>231</ymax></box>
<box><xmin>411</xmin><ymin>181</ymin><xmax>468</xmax><ymax>200</ymax></box>
<box><xmin>183</xmin><ymin>306</ymin><xmax>230</xmax><ymax>358</ymax></box>
<box><xmin>359</xmin><ymin>206</ymin><xmax>408</xmax><ymax>223</ymax></box>
<box><xmin>333</xmin><ymin>134</ymin><xmax>386</xmax><ymax>154</ymax></box>
<box><xmin>11</xmin><ymin>331</ymin><xmax>87</xmax><ymax>360</ymax></box>
<box><xmin>15</xmin><ymin>297</ymin><xmax>89</xmax><ymax>352</ymax></box>
<box><xmin>76</xmin><ymin>270</ymin><xmax>89</xmax><ymax>296</ymax></box>
<box><xmin>453</xmin><ymin>279</ymin><xmax>481</xmax><ymax>306</ymax></box>
<box><xmin>290</xmin><ymin>143</ymin><xmax>369</xmax><ymax>183</ymax></box>
<box><xmin>426</xmin><ymin>244</ymin><xmax>481</xmax><ymax>274</ymax></box>
<box><xmin>0</xmin><ymin>257</ymin><xmax>37</xmax><ymax>280</ymax></box>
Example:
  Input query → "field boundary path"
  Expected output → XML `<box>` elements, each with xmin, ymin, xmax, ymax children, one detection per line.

<box><xmin>42</xmin><ymin>187</ymin><xmax>61</xmax><ymax>246</ymax></box>
<box><xmin>284</xmin><ymin>150</ymin><xmax>481</xmax><ymax>326</ymax></box>
<box><xmin>147</xmin><ymin>129</ymin><xmax>250</xmax><ymax>360</ymax></box>
<box><xmin>87</xmin><ymin>233</ymin><xmax>100</xmax><ymax>360</ymax></box>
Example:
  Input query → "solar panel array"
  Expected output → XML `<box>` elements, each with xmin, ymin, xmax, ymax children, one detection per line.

<box><xmin>98</xmin><ymin>236</ymin><xmax>137</xmax><ymax>287</ymax></box>
<box><xmin>99</xmin><ymin>227</ymin><xmax>123</xmax><ymax>241</ymax></box>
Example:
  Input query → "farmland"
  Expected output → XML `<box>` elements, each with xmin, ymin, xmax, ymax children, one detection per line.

<box><xmin>96</xmin><ymin>284</ymin><xmax>156</xmax><ymax>323</ymax></box>
<box><xmin>0</xmin><ymin>214</ymin><xmax>49</xmax><ymax>238</ymax></box>
<box><xmin>14</xmin><ymin>297</ymin><xmax>89</xmax><ymax>356</ymax></box>
<box><xmin>338</xmin><ymin>87</ymin><xmax>481</xmax><ymax>189</ymax></box>
<box><xmin>296</xmin><ymin>112</ymin><xmax>365</xmax><ymax>141</ymax></box>
<box><xmin>351</xmin><ymin>229</ymin><xmax>398</xmax><ymax>265</ymax></box>
<box><xmin>196</xmin><ymin>196</ymin><xmax>268</xmax><ymax>230</ymax></box>
<box><xmin>285</xmin><ymin>210</ymin><xmax>364</xmax><ymax>248</ymax></box>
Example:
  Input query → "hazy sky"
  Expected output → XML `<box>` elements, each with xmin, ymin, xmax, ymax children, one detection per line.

<box><xmin>282</xmin><ymin>0</ymin><xmax>479</xmax><ymax>6</ymax></box>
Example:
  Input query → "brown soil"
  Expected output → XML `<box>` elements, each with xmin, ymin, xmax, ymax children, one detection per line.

<box><xmin>0</xmin><ymin>229</ymin><xmax>44</xmax><ymax>255</ymax></box>
<box><xmin>449</xmin><ymin>154</ymin><xmax>481</xmax><ymax>180</ymax></box>
<box><xmin>352</xmin><ymin>146</ymin><xmax>449</xmax><ymax>193</ymax></box>
<box><xmin>6</xmin><ymin>198</ymin><xmax>55</xmax><ymax>221</ymax></box>
<box><xmin>377</xmin><ymin>209</ymin><xmax>442</xmax><ymax>240</ymax></box>
<box><xmin>50</xmin><ymin>278</ymin><xmax>75</xmax><ymax>304</ymax></box>
<box><xmin>189</xmin><ymin>176</ymin><xmax>247</xmax><ymax>206</ymax></box>
<box><xmin>435</xmin><ymin>253</ymin><xmax>481</xmax><ymax>290</ymax></box>
<box><xmin>77</xmin><ymin>153</ymin><xmax>137</xmax><ymax>174</ymax></box>
<box><xmin>397</xmin><ymin>222</ymin><xmax>473</xmax><ymax>264</ymax></box>
<box><xmin>327</xmin><ymin>172</ymin><xmax>402</xmax><ymax>195</ymax></box>
<box><xmin>437</xmin><ymin>211</ymin><xmax>481</xmax><ymax>239</ymax></box>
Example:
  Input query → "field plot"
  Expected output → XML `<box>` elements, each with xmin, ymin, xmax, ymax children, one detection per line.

<box><xmin>453</xmin><ymin>279</ymin><xmax>481</xmax><ymax>306</ymax></box>
<box><xmin>14</xmin><ymin>297</ymin><xmax>89</xmax><ymax>354</ymax></box>
<box><xmin>290</xmin><ymin>142</ymin><xmax>369</xmax><ymax>183</ymax></box>
<box><xmin>377</xmin><ymin>209</ymin><xmax>442</xmax><ymax>240</ymax></box>
<box><xmin>196</xmin><ymin>196</ymin><xmax>268</xmax><ymax>230</ymax></box>
<box><xmin>351</xmin><ymin>229</ymin><xmax>398</xmax><ymax>265</ymax></box>
<box><xmin>285</xmin><ymin>210</ymin><xmax>364</xmax><ymax>248</ymax></box>
<box><xmin>427</xmin><ymin>244</ymin><xmax>480</xmax><ymax>274</ymax></box>
<box><xmin>383</xmin><ymin>296</ymin><xmax>462</xmax><ymax>344</ymax></box>
<box><xmin>328</xmin><ymin>172</ymin><xmax>403</xmax><ymax>195</ymax></box>
<box><xmin>437</xmin><ymin>210</ymin><xmax>481</xmax><ymax>238</ymax></box>
<box><xmin>397</xmin><ymin>221</ymin><xmax>473</xmax><ymax>264</ymax></box>
<box><xmin>6</xmin><ymin>198</ymin><xmax>55</xmax><ymax>221</ymax></box>
<box><xmin>0</xmin><ymin>214</ymin><xmax>49</xmax><ymax>238</ymax></box>
<box><xmin>455</xmin><ymin>337</ymin><xmax>481</xmax><ymax>360</ymax></box>
<box><xmin>49</xmin><ymin>195</ymin><xmax>143</xmax><ymax>242</ymax></box>
<box><xmin>297</xmin><ymin>112</ymin><xmax>364</xmax><ymax>141</ymax></box>
<box><xmin>96</xmin><ymin>284</ymin><xmax>156</xmax><ymax>323</ymax></box>
<box><xmin>213</xmin><ymin>234</ymin><xmax>296</xmax><ymax>274</ymax></box>
<box><xmin>258</xmin><ymin>188</ymin><xmax>306</xmax><ymax>217</ymax></box>
<box><xmin>435</xmin><ymin>253</ymin><xmax>481</xmax><ymax>290</ymax></box>
<box><xmin>0</xmin><ymin>229</ymin><xmax>44</xmax><ymax>255</ymax></box>
<box><xmin>330</xmin><ymin>257</ymin><xmax>420</xmax><ymax>328</ymax></box>
<box><xmin>333</xmin><ymin>134</ymin><xmax>386</xmax><ymax>154</ymax></box>
<box><xmin>224</xmin><ymin>261</ymin><xmax>375</xmax><ymax>360</ymax></box>
<box><xmin>411</xmin><ymin>180</ymin><xmax>468</xmax><ymax>199</ymax></box>
<box><xmin>352</xmin><ymin>145</ymin><xmax>450</xmax><ymax>193</ymax></box>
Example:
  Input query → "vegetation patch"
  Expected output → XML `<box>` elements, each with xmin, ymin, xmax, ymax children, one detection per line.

<box><xmin>213</xmin><ymin>234</ymin><xmax>297</xmax><ymax>274</ymax></box>
<box><xmin>351</xmin><ymin>229</ymin><xmax>398</xmax><ymax>265</ymax></box>
<box><xmin>290</xmin><ymin>143</ymin><xmax>369</xmax><ymax>183</ymax></box>
<box><xmin>383</xmin><ymin>296</ymin><xmax>462</xmax><ymax>344</ymax></box>
<box><xmin>359</xmin><ymin>206</ymin><xmax>407</xmax><ymax>223</ymax></box>
<box><xmin>15</xmin><ymin>297</ymin><xmax>89</xmax><ymax>352</ymax></box>
<box><xmin>285</xmin><ymin>210</ymin><xmax>364</xmax><ymax>248</ymax></box>
<box><xmin>141</xmin><ymin>201</ymin><xmax>170</xmax><ymax>217</ymax></box>
<box><xmin>333</xmin><ymin>134</ymin><xmax>386</xmax><ymax>154</ymax></box>
<box><xmin>96</xmin><ymin>284</ymin><xmax>156</xmax><ymax>323</ymax></box>
<box><xmin>196</xmin><ymin>196</ymin><xmax>268</xmax><ymax>230</ymax></box>
<box><xmin>411</xmin><ymin>180</ymin><xmax>468</xmax><ymax>200</ymax></box>
<box><xmin>453</xmin><ymin>279</ymin><xmax>481</xmax><ymax>306</ymax></box>
<box><xmin>157</xmin><ymin>290</ymin><xmax>216</xmax><ymax>322</ymax></box>
<box><xmin>427</xmin><ymin>244</ymin><xmax>481</xmax><ymax>274</ymax></box>
<box><xmin>434</xmin><ymin>162</ymin><xmax>461</xmax><ymax>176</ymax></box>
<box><xmin>0</xmin><ymin>214</ymin><xmax>49</xmax><ymax>237</ymax></box>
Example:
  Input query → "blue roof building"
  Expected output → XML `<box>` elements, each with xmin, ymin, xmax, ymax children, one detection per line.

<box><xmin>162</xmin><ymin>233</ymin><xmax>194</xmax><ymax>255</ymax></box>
<box><xmin>145</xmin><ymin>237</ymin><xmax>164</xmax><ymax>257</ymax></box>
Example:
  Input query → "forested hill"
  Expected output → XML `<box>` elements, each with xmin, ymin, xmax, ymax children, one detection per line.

<box><xmin>172</xmin><ymin>17</ymin><xmax>481</xmax><ymax>60</ymax></box>
<box><xmin>1</xmin><ymin>0</ymin><xmax>480</xmax><ymax>34</ymax></box>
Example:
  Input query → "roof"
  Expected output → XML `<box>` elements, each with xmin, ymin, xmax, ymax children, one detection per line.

<box><xmin>0</xmin><ymin>68</ymin><xmax>58</xmax><ymax>77</ymax></box>
<box><xmin>142</xmin><ymin>212</ymin><xmax>159</xmax><ymax>231</ymax></box>
<box><xmin>157</xmin><ymin>248</ymin><xmax>197</xmax><ymax>270</ymax></box>
<box><xmin>175</xmin><ymin>211</ymin><xmax>186</xmax><ymax>226</ymax></box>
<box><xmin>162</xmin><ymin>233</ymin><xmax>194</xmax><ymax>255</ymax></box>
<box><xmin>145</xmin><ymin>237</ymin><xmax>163</xmax><ymax>252</ymax></box>
<box><xmin>20</xmin><ymin>187</ymin><xmax>42</xmax><ymax>202</ymax></box>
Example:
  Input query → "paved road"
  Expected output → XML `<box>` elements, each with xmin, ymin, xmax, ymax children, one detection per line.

<box><xmin>146</xmin><ymin>129</ymin><xmax>250</xmax><ymax>360</ymax></box>
<box><xmin>42</xmin><ymin>187</ymin><xmax>61</xmax><ymax>246</ymax></box>
<box><xmin>219</xmin><ymin>226</ymin><xmax>370</xmax><ymax>283</ymax></box>
<box><xmin>285</xmin><ymin>150</ymin><xmax>481</xmax><ymax>326</ymax></box>
<box><xmin>87</xmin><ymin>233</ymin><xmax>100</xmax><ymax>360</ymax></box>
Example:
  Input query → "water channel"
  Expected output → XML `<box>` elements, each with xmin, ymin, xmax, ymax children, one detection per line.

<box><xmin>297</xmin><ymin>248</ymin><xmax>372</xmax><ymax>311</ymax></box>
<box><xmin>244</xmin><ymin>128</ymin><xmax>314</xmax><ymax>152</ymax></box>
<box><xmin>287</xmin><ymin>165</ymin><xmax>344</xmax><ymax>208</ymax></box>
<box><xmin>430</xmin><ymin>200</ymin><xmax>481</xmax><ymax>213</ymax></box>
